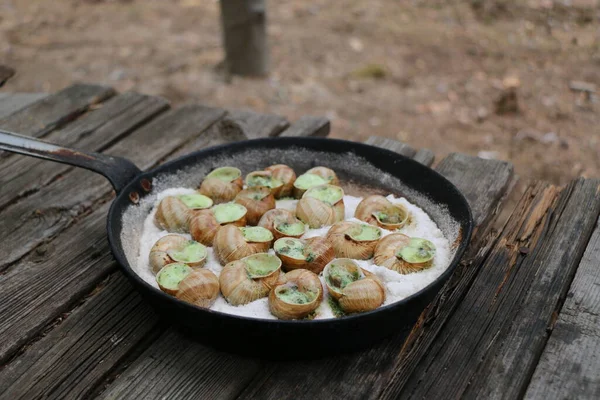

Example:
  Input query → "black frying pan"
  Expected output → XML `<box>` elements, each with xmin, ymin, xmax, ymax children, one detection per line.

<box><xmin>0</xmin><ymin>129</ymin><xmax>473</xmax><ymax>358</ymax></box>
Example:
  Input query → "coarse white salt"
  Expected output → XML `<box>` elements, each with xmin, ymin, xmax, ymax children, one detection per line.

<box><xmin>134</xmin><ymin>191</ymin><xmax>452</xmax><ymax>320</ymax></box>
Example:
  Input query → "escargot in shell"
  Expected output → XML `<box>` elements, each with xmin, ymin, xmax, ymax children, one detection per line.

<box><xmin>269</xmin><ymin>269</ymin><xmax>323</xmax><ymax>320</ymax></box>
<box><xmin>213</xmin><ymin>224</ymin><xmax>274</xmax><ymax>265</ymax></box>
<box><xmin>273</xmin><ymin>236</ymin><xmax>334</xmax><ymax>274</ymax></box>
<box><xmin>199</xmin><ymin>166</ymin><xmax>243</xmax><ymax>204</ymax></box>
<box><xmin>189</xmin><ymin>202</ymin><xmax>247</xmax><ymax>246</ymax></box>
<box><xmin>258</xmin><ymin>209</ymin><xmax>306</xmax><ymax>239</ymax></box>
<box><xmin>323</xmin><ymin>258</ymin><xmax>385</xmax><ymax>314</ymax></box>
<box><xmin>219</xmin><ymin>253</ymin><xmax>282</xmax><ymax>306</ymax></box>
<box><xmin>354</xmin><ymin>195</ymin><xmax>409</xmax><ymax>230</ymax></box>
<box><xmin>296</xmin><ymin>184</ymin><xmax>345</xmax><ymax>228</ymax></box>
<box><xmin>374</xmin><ymin>234</ymin><xmax>436</xmax><ymax>274</ymax></box>
<box><xmin>156</xmin><ymin>263</ymin><xmax>219</xmax><ymax>308</ymax></box>
<box><xmin>154</xmin><ymin>193</ymin><xmax>213</xmax><ymax>232</ymax></box>
<box><xmin>326</xmin><ymin>221</ymin><xmax>382</xmax><ymax>260</ymax></box>
<box><xmin>149</xmin><ymin>234</ymin><xmax>207</xmax><ymax>274</ymax></box>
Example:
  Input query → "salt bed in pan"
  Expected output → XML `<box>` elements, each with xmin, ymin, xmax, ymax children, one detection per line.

<box><xmin>134</xmin><ymin>190</ymin><xmax>451</xmax><ymax>320</ymax></box>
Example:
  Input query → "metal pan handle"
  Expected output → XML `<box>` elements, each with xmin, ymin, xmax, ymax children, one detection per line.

<box><xmin>0</xmin><ymin>129</ymin><xmax>141</xmax><ymax>193</ymax></box>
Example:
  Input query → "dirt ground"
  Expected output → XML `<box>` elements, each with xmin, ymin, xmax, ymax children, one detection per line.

<box><xmin>1</xmin><ymin>0</ymin><xmax>598</xmax><ymax>185</ymax></box>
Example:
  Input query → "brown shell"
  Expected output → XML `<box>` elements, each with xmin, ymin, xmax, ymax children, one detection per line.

<box><xmin>149</xmin><ymin>234</ymin><xmax>206</xmax><ymax>274</ymax></box>
<box><xmin>373</xmin><ymin>233</ymin><xmax>431</xmax><ymax>274</ymax></box>
<box><xmin>275</xmin><ymin>236</ymin><xmax>334</xmax><ymax>274</ymax></box>
<box><xmin>219</xmin><ymin>258</ymin><xmax>281</xmax><ymax>305</ymax></box>
<box><xmin>189</xmin><ymin>208</ymin><xmax>246</xmax><ymax>246</ymax></box>
<box><xmin>265</xmin><ymin>164</ymin><xmax>296</xmax><ymax>198</ymax></box>
<box><xmin>296</xmin><ymin>196</ymin><xmax>344</xmax><ymax>228</ymax></box>
<box><xmin>258</xmin><ymin>209</ymin><xmax>305</xmax><ymax>239</ymax></box>
<box><xmin>323</xmin><ymin>259</ymin><xmax>385</xmax><ymax>313</ymax></box>
<box><xmin>354</xmin><ymin>195</ymin><xmax>409</xmax><ymax>230</ymax></box>
<box><xmin>269</xmin><ymin>269</ymin><xmax>323</xmax><ymax>320</ymax></box>
<box><xmin>198</xmin><ymin>176</ymin><xmax>243</xmax><ymax>204</ymax></box>
<box><xmin>175</xmin><ymin>269</ymin><xmax>220</xmax><ymax>308</ymax></box>
<box><xmin>337</xmin><ymin>269</ymin><xmax>385</xmax><ymax>314</ymax></box>
<box><xmin>154</xmin><ymin>196</ymin><xmax>192</xmax><ymax>232</ymax></box>
<box><xmin>245</xmin><ymin>170</ymin><xmax>284</xmax><ymax>197</ymax></box>
<box><xmin>326</xmin><ymin>221</ymin><xmax>380</xmax><ymax>260</ymax></box>
<box><xmin>213</xmin><ymin>224</ymin><xmax>270</xmax><ymax>265</ymax></box>
<box><xmin>293</xmin><ymin>166</ymin><xmax>340</xmax><ymax>198</ymax></box>
<box><xmin>234</xmin><ymin>187</ymin><xmax>276</xmax><ymax>225</ymax></box>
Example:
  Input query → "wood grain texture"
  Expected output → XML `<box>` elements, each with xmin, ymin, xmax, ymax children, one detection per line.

<box><xmin>233</xmin><ymin>151</ymin><xmax>515</xmax><ymax>400</ymax></box>
<box><xmin>99</xmin><ymin>330</ymin><xmax>261</xmax><ymax>400</ymax></box>
<box><xmin>223</xmin><ymin>109</ymin><xmax>288</xmax><ymax>139</ymax></box>
<box><xmin>525</xmin><ymin>218</ymin><xmax>600</xmax><ymax>399</ymax></box>
<box><xmin>437</xmin><ymin>153</ymin><xmax>513</xmax><ymax>225</ymax></box>
<box><xmin>0</xmin><ymin>105</ymin><xmax>226</xmax><ymax>363</ymax></box>
<box><xmin>220</xmin><ymin>0</ymin><xmax>269</xmax><ymax>76</ymax></box>
<box><xmin>0</xmin><ymin>84</ymin><xmax>114</xmax><ymax>139</ymax></box>
<box><xmin>392</xmin><ymin>179</ymin><xmax>600</xmax><ymax>400</ymax></box>
<box><xmin>279</xmin><ymin>116</ymin><xmax>330</xmax><ymax>137</ymax></box>
<box><xmin>0</xmin><ymin>93</ymin><xmax>48</xmax><ymax>119</ymax></box>
<box><xmin>0</xmin><ymin>105</ymin><xmax>224</xmax><ymax>273</ymax></box>
<box><xmin>0</xmin><ymin>273</ymin><xmax>161</xmax><ymax>400</ymax></box>
<box><xmin>0</xmin><ymin>65</ymin><xmax>15</xmax><ymax>86</ymax></box>
<box><xmin>465</xmin><ymin>178</ymin><xmax>600</xmax><ymax>400</ymax></box>
<box><xmin>0</xmin><ymin>92</ymin><xmax>169</xmax><ymax>210</ymax></box>
<box><xmin>365</xmin><ymin>136</ymin><xmax>416</xmax><ymax>158</ymax></box>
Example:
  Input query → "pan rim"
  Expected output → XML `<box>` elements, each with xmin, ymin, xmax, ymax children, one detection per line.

<box><xmin>108</xmin><ymin>137</ymin><xmax>473</xmax><ymax>325</ymax></box>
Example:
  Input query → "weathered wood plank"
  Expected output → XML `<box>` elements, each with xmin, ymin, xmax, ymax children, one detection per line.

<box><xmin>413</xmin><ymin>148</ymin><xmax>435</xmax><ymax>167</ymax></box>
<box><xmin>0</xmin><ymin>93</ymin><xmax>48</xmax><ymax>119</ymax></box>
<box><xmin>0</xmin><ymin>65</ymin><xmax>15</xmax><ymax>87</ymax></box>
<box><xmin>224</xmin><ymin>109</ymin><xmax>289</xmax><ymax>139</ymax></box>
<box><xmin>234</xmin><ymin>154</ymin><xmax>515</xmax><ymax>400</ymax></box>
<box><xmin>0</xmin><ymin>84</ymin><xmax>114</xmax><ymax>139</ymax></box>
<box><xmin>279</xmin><ymin>116</ymin><xmax>330</xmax><ymax>137</ymax></box>
<box><xmin>392</xmin><ymin>178</ymin><xmax>600</xmax><ymax>399</ymax></box>
<box><xmin>0</xmin><ymin>273</ymin><xmax>161</xmax><ymax>400</ymax></box>
<box><xmin>437</xmin><ymin>153</ymin><xmax>513</xmax><ymax>225</ymax></box>
<box><xmin>464</xmin><ymin>179</ymin><xmax>600</xmax><ymax>399</ymax></box>
<box><xmin>365</xmin><ymin>136</ymin><xmax>416</xmax><ymax>158</ymax></box>
<box><xmin>525</xmin><ymin>218</ymin><xmax>600</xmax><ymax>399</ymax></box>
<box><xmin>0</xmin><ymin>105</ymin><xmax>226</xmax><ymax>363</ymax></box>
<box><xmin>0</xmin><ymin>92</ymin><xmax>169</xmax><ymax>210</ymax></box>
<box><xmin>0</xmin><ymin>105</ymin><xmax>223</xmax><ymax>273</ymax></box>
<box><xmin>0</xmin><ymin>106</ymin><xmax>250</xmax><ymax>397</ymax></box>
<box><xmin>98</xmin><ymin>329</ymin><xmax>261</xmax><ymax>400</ymax></box>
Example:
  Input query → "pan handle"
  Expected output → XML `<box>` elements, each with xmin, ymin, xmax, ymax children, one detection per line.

<box><xmin>0</xmin><ymin>129</ymin><xmax>141</xmax><ymax>193</ymax></box>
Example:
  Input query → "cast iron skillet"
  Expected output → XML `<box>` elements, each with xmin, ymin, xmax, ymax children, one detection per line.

<box><xmin>0</xmin><ymin>128</ymin><xmax>473</xmax><ymax>358</ymax></box>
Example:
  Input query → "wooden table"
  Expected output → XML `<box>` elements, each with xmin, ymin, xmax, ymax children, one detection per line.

<box><xmin>0</xmin><ymin>84</ymin><xmax>598</xmax><ymax>400</ymax></box>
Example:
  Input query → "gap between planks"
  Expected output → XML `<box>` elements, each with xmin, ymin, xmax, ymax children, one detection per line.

<box><xmin>0</xmin><ymin>104</ymin><xmax>296</xmax><ymax>399</ymax></box>
<box><xmin>383</xmin><ymin>178</ymin><xmax>600</xmax><ymax>399</ymax></box>
<box><xmin>96</xmin><ymin>140</ymin><xmax>512</xmax><ymax>400</ymax></box>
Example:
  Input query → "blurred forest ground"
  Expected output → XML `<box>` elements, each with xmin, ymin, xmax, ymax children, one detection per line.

<box><xmin>1</xmin><ymin>0</ymin><xmax>599</xmax><ymax>185</ymax></box>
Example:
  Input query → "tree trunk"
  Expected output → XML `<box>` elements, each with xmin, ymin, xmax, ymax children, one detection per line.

<box><xmin>219</xmin><ymin>0</ymin><xmax>269</xmax><ymax>77</ymax></box>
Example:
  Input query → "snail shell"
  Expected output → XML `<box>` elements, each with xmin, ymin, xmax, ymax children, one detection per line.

<box><xmin>176</xmin><ymin>269</ymin><xmax>220</xmax><ymax>308</ymax></box>
<box><xmin>296</xmin><ymin>185</ymin><xmax>345</xmax><ymax>228</ymax></box>
<box><xmin>213</xmin><ymin>224</ymin><xmax>273</xmax><ymax>265</ymax></box>
<box><xmin>354</xmin><ymin>195</ymin><xmax>409</xmax><ymax>230</ymax></box>
<box><xmin>269</xmin><ymin>269</ymin><xmax>323</xmax><ymax>320</ymax></box>
<box><xmin>293</xmin><ymin>166</ymin><xmax>339</xmax><ymax>198</ymax></box>
<box><xmin>234</xmin><ymin>186</ymin><xmax>275</xmax><ymax>225</ymax></box>
<box><xmin>373</xmin><ymin>234</ymin><xmax>435</xmax><ymax>274</ymax></box>
<box><xmin>273</xmin><ymin>236</ymin><xmax>334</xmax><ymax>274</ymax></box>
<box><xmin>149</xmin><ymin>234</ymin><xmax>207</xmax><ymax>274</ymax></box>
<box><xmin>258</xmin><ymin>209</ymin><xmax>306</xmax><ymax>239</ymax></box>
<box><xmin>264</xmin><ymin>164</ymin><xmax>296</xmax><ymax>198</ymax></box>
<box><xmin>327</xmin><ymin>222</ymin><xmax>382</xmax><ymax>260</ymax></box>
<box><xmin>199</xmin><ymin>167</ymin><xmax>243</xmax><ymax>204</ymax></box>
<box><xmin>245</xmin><ymin>171</ymin><xmax>284</xmax><ymax>198</ymax></box>
<box><xmin>219</xmin><ymin>253</ymin><xmax>282</xmax><ymax>305</ymax></box>
<box><xmin>189</xmin><ymin>203</ymin><xmax>247</xmax><ymax>246</ymax></box>
<box><xmin>323</xmin><ymin>258</ymin><xmax>385</xmax><ymax>314</ymax></box>
<box><xmin>154</xmin><ymin>195</ymin><xmax>207</xmax><ymax>232</ymax></box>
